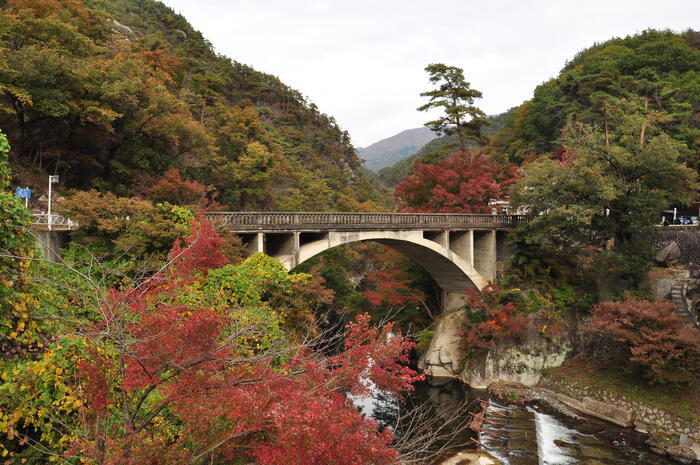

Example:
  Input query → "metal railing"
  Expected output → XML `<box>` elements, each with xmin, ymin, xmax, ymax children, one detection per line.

<box><xmin>31</xmin><ymin>214</ymin><xmax>79</xmax><ymax>230</ymax></box>
<box><xmin>204</xmin><ymin>212</ymin><xmax>524</xmax><ymax>230</ymax></box>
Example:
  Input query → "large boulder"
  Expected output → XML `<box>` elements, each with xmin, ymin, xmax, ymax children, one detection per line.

<box><xmin>656</xmin><ymin>241</ymin><xmax>682</xmax><ymax>266</ymax></box>
<box><xmin>666</xmin><ymin>445</ymin><xmax>697</xmax><ymax>464</ymax></box>
<box><xmin>460</xmin><ymin>335</ymin><xmax>571</xmax><ymax>388</ymax></box>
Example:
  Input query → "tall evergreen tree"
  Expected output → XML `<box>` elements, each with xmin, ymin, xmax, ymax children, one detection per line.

<box><xmin>418</xmin><ymin>63</ymin><xmax>488</xmax><ymax>154</ymax></box>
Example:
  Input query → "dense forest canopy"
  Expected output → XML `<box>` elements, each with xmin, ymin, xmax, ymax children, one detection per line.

<box><xmin>495</xmin><ymin>29</ymin><xmax>699</xmax><ymax>165</ymax></box>
<box><xmin>0</xmin><ymin>0</ymin><xmax>389</xmax><ymax>211</ymax></box>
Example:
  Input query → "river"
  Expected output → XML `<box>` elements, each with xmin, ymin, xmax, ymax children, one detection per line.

<box><xmin>357</xmin><ymin>379</ymin><xmax>673</xmax><ymax>465</ymax></box>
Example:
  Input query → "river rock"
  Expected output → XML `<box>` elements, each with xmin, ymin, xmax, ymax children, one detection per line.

<box><xmin>635</xmin><ymin>419</ymin><xmax>650</xmax><ymax>433</ymax></box>
<box><xmin>678</xmin><ymin>434</ymin><xmax>691</xmax><ymax>447</ymax></box>
<box><xmin>666</xmin><ymin>445</ymin><xmax>697</xmax><ymax>464</ymax></box>
<box><xmin>438</xmin><ymin>450</ymin><xmax>498</xmax><ymax>465</ymax></box>
<box><xmin>554</xmin><ymin>439</ymin><xmax>577</xmax><ymax>449</ymax></box>
<box><xmin>656</xmin><ymin>241</ymin><xmax>682</xmax><ymax>265</ymax></box>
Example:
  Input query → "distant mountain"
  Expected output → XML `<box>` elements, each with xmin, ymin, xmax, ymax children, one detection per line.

<box><xmin>358</xmin><ymin>127</ymin><xmax>437</xmax><ymax>172</ymax></box>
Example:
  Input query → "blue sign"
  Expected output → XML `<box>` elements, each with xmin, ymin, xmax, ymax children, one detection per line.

<box><xmin>15</xmin><ymin>187</ymin><xmax>32</xmax><ymax>199</ymax></box>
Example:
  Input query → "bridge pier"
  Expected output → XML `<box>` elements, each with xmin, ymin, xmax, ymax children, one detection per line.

<box><xmin>442</xmin><ymin>291</ymin><xmax>469</xmax><ymax>312</ymax></box>
<box><xmin>449</xmin><ymin>230</ymin><xmax>473</xmax><ymax>266</ymax></box>
<box><xmin>240</xmin><ymin>232</ymin><xmax>264</xmax><ymax>255</ymax></box>
<box><xmin>33</xmin><ymin>230</ymin><xmax>69</xmax><ymax>263</ymax></box>
<box><xmin>473</xmin><ymin>230</ymin><xmax>497</xmax><ymax>282</ymax></box>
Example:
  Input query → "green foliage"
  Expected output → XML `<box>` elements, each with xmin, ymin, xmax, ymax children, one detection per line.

<box><xmin>0</xmin><ymin>130</ymin><xmax>39</xmax><ymax>349</ymax></box>
<box><xmin>415</xmin><ymin>328</ymin><xmax>434</xmax><ymax>351</ymax></box>
<box><xmin>59</xmin><ymin>189</ymin><xmax>193</xmax><ymax>258</ymax></box>
<box><xmin>0</xmin><ymin>337</ymin><xmax>87</xmax><ymax>457</ymax></box>
<box><xmin>0</xmin><ymin>132</ymin><xmax>9</xmax><ymax>190</ymax></box>
<box><xmin>511</xmin><ymin>112</ymin><xmax>698</xmax><ymax>288</ymax></box>
<box><xmin>183</xmin><ymin>253</ymin><xmax>331</xmax><ymax>340</ymax></box>
<box><xmin>550</xmin><ymin>283</ymin><xmax>576</xmax><ymax>316</ymax></box>
<box><xmin>495</xmin><ymin>29</ymin><xmax>700</xmax><ymax>165</ymax></box>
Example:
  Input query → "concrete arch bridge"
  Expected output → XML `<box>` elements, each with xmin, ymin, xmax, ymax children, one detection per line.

<box><xmin>205</xmin><ymin>212</ymin><xmax>523</xmax><ymax>311</ymax></box>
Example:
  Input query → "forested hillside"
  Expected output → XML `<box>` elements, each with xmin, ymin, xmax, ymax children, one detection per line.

<box><xmin>0</xmin><ymin>0</ymin><xmax>388</xmax><ymax>211</ymax></box>
<box><xmin>495</xmin><ymin>29</ymin><xmax>699</xmax><ymax>165</ymax></box>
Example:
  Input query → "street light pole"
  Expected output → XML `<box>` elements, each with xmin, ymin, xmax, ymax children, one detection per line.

<box><xmin>48</xmin><ymin>175</ymin><xmax>59</xmax><ymax>231</ymax></box>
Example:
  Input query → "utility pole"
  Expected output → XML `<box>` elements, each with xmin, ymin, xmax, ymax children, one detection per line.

<box><xmin>48</xmin><ymin>175</ymin><xmax>59</xmax><ymax>231</ymax></box>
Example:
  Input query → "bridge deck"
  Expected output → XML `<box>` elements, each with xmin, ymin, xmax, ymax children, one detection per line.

<box><xmin>205</xmin><ymin>212</ymin><xmax>524</xmax><ymax>231</ymax></box>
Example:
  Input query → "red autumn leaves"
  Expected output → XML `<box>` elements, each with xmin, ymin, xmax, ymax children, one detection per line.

<box><xmin>395</xmin><ymin>151</ymin><xmax>517</xmax><ymax>213</ymax></box>
<box><xmin>72</xmin><ymin>219</ymin><xmax>422</xmax><ymax>465</ymax></box>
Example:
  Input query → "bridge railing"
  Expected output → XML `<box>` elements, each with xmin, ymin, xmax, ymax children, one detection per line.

<box><xmin>204</xmin><ymin>212</ymin><xmax>525</xmax><ymax>230</ymax></box>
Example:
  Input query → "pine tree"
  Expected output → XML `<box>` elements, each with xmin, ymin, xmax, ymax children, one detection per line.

<box><xmin>418</xmin><ymin>63</ymin><xmax>488</xmax><ymax>154</ymax></box>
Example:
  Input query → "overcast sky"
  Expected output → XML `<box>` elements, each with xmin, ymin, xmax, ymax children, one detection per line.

<box><xmin>161</xmin><ymin>0</ymin><xmax>697</xmax><ymax>147</ymax></box>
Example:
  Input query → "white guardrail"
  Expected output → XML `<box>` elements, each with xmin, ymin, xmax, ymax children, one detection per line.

<box><xmin>31</xmin><ymin>214</ymin><xmax>79</xmax><ymax>230</ymax></box>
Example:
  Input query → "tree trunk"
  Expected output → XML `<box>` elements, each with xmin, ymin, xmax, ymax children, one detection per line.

<box><xmin>639</xmin><ymin>96</ymin><xmax>649</xmax><ymax>148</ymax></box>
<box><xmin>603</xmin><ymin>106</ymin><xmax>609</xmax><ymax>148</ymax></box>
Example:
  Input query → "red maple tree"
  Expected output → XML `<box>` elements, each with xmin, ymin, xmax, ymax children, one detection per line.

<box><xmin>589</xmin><ymin>298</ymin><xmax>700</xmax><ymax>383</ymax></box>
<box><xmin>395</xmin><ymin>150</ymin><xmax>517</xmax><ymax>213</ymax></box>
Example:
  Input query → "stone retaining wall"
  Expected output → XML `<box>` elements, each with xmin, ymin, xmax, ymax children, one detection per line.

<box><xmin>654</xmin><ymin>227</ymin><xmax>700</xmax><ymax>269</ymax></box>
<box><xmin>539</xmin><ymin>373</ymin><xmax>699</xmax><ymax>442</ymax></box>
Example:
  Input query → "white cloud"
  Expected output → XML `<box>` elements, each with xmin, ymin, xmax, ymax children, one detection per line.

<box><xmin>161</xmin><ymin>0</ymin><xmax>698</xmax><ymax>147</ymax></box>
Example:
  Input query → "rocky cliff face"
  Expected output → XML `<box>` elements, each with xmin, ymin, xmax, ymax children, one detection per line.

<box><xmin>418</xmin><ymin>312</ymin><xmax>467</xmax><ymax>378</ymax></box>
<box><xmin>460</xmin><ymin>336</ymin><xmax>571</xmax><ymax>388</ymax></box>
<box><xmin>419</xmin><ymin>312</ymin><xmax>571</xmax><ymax>387</ymax></box>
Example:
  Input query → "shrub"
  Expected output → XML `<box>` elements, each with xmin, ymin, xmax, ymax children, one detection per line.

<box><xmin>589</xmin><ymin>298</ymin><xmax>700</xmax><ymax>384</ymax></box>
<box><xmin>462</xmin><ymin>284</ymin><xmax>527</xmax><ymax>350</ymax></box>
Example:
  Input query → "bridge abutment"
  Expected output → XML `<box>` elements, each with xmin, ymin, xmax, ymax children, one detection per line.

<box><xmin>33</xmin><ymin>230</ymin><xmax>69</xmax><ymax>263</ymax></box>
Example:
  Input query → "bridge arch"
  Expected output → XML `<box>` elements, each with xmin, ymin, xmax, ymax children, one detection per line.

<box><xmin>205</xmin><ymin>212</ymin><xmax>520</xmax><ymax>305</ymax></box>
<box><xmin>294</xmin><ymin>230</ymin><xmax>488</xmax><ymax>293</ymax></box>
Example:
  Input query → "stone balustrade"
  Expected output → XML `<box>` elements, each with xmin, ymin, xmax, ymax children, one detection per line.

<box><xmin>204</xmin><ymin>212</ymin><xmax>524</xmax><ymax>231</ymax></box>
